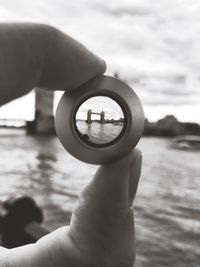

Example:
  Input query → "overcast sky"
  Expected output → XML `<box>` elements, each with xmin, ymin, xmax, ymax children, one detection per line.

<box><xmin>76</xmin><ymin>96</ymin><xmax>124</xmax><ymax>120</ymax></box>
<box><xmin>0</xmin><ymin>0</ymin><xmax>200</xmax><ymax>122</ymax></box>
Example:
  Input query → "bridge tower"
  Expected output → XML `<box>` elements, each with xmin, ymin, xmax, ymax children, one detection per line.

<box><xmin>26</xmin><ymin>88</ymin><xmax>55</xmax><ymax>135</ymax></box>
<box><xmin>86</xmin><ymin>109</ymin><xmax>92</xmax><ymax>124</ymax></box>
<box><xmin>100</xmin><ymin>111</ymin><xmax>105</xmax><ymax>124</ymax></box>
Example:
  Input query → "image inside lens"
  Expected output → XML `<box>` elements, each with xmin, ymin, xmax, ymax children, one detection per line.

<box><xmin>75</xmin><ymin>96</ymin><xmax>125</xmax><ymax>145</ymax></box>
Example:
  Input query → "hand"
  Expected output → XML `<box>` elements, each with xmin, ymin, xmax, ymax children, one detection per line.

<box><xmin>0</xmin><ymin>149</ymin><xmax>142</xmax><ymax>267</ymax></box>
<box><xmin>0</xmin><ymin>23</ymin><xmax>142</xmax><ymax>267</ymax></box>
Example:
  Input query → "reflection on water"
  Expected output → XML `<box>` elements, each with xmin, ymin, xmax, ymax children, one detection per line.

<box><xmin>76</xmin><ymin>121</ymin><xmax>124</xmax><ymax>144</ymax></box>
<box><xmin>0</xmin><ymin>129</ymin><xmax>200</xmax><ymax>267</ymax></box>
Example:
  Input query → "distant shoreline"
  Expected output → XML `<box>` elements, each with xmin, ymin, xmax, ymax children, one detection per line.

<box><xmin>1</xmin><ymin>115</ymin><xmax>200</xmax><ymax>137</ymax></box>
<box><xmin>144</xmin><ymin>115</ymin><xmax>200</xmax><ymax>137</ymax></box>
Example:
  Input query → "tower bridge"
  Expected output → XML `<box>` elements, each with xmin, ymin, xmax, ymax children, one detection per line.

<box><xmin>86</xmin><ymin>109</ymin><xmax>105</xmax><ymax>124</ymax></box>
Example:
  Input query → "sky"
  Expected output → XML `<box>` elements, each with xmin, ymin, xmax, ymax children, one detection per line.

<box><xmin>75</xmin><ymin>96</ymin><xmax>124</xmax><ymax>120</ymax></box>
<box><xmin>0</xmin><ymin>0</ymin><xmax>200</xmax><ymax>123</ymax></box>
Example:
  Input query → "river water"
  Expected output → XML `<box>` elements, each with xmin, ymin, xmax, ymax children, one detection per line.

<box><xmin>76</xmin><ymin>121</ymin><xmax>124</xmax><ymax>144</ymax></box>
<box><xmin>0</xmin><ymin>129</ymin><xmax>199</xmax><ymax>267</ymax></box>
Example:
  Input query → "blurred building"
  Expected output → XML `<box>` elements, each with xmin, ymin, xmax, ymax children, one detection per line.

<box><xmin>26</xmin><ymin>89</ymin><xmax>55</xmax><ymax>135</ymax></box>
<box><xmin>144</xmin><ymin>115</ymin><xmax>200</xmax><ymax>136</ymax></box>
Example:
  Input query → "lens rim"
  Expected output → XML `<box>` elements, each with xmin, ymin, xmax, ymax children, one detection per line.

<box><xmin>55</xmin><ymin>75</ymin><xmax>145</xmax><ymax>165</ymax></box>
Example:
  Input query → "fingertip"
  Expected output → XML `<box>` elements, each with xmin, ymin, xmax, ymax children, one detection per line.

<box><xmin>106</xmin><ymin>148</ymin><xmax>142</xmax><ymax>169</ymax></box>
<box><xmin>101</xmin><ymin>59</ymin><xmax>107</xmax><ymax>73</ymax></box>
<box><xmin>93</xmin><ymin>57</ymin><xmax>107</xmax><ymax>77</ymax></box>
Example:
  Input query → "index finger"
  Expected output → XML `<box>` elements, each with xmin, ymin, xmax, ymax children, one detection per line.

<box><xmin>0</xmin><ymin>23</ymin><xmax>106</xmax><ymax>105</ymax></box>
<box><xmin>38</xmin><ymin>24</ymin><xmax>106</xmax><ymax>90</ymax></box>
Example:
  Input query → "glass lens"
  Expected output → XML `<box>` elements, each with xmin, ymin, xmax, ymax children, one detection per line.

<box><xmin>75</xmin><ymin>96</ymin><xmax>125</xmax><ymax>145</ymax></box>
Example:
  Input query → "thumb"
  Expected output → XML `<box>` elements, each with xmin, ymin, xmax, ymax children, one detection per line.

<box><xmin>69</xmin><ymin>149</ymin><xmax>142</xmax><ymax>266</ymax></box>
<box><xmin>77</xmin><ymin>148</ymin><xmax>142</xmax><ymax>210</ymax></box>
<box><xmin>0</xmin><ymin>150</ymin><xmax>142</xmax><ymax>267</ymax></box>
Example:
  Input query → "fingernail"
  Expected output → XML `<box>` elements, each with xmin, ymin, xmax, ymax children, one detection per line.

<box><xmin>101</xmin><ymin>59</ymin><xmax>107</xmax><ymax>73</ymax></box>
<box><xmin>129</xmin><ymin>153</ymin><xmax>142</xmax><ymax>205</ymax></box>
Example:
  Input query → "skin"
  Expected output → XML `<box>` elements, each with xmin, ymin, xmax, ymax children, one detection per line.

<box><xmin>0</xmin><ymin>23</ymin><xmax>142</xmax><ymax>267</ymax></box>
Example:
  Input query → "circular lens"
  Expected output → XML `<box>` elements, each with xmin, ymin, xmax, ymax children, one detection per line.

<box><xmin>75</xmin><ymin>96</ymin><xmax>126</xmax><ymax>146</ymax></box>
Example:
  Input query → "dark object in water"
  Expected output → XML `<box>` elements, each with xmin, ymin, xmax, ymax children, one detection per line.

<box><xmin>0</xmin><ymin>196</ymin><xmax>48</xmax><ymax>248</ymax></box>
<box><xmin>172</xmin><ymin>135</ymin><xmax>200</xmax><ymax>150</ymax></box>
<box><xmin>82</xmin><ymin>134</ymin><xmax>89</xmax><ymax>140</ymax></box>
